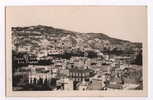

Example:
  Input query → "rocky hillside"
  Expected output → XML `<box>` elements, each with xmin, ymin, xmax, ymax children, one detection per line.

<box><xmin>12</xmin><ymin>25</ymin><xmax>142</xmax><ymax>55</ymax></box>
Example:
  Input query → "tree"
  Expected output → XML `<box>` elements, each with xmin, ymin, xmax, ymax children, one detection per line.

<box><xmin>134</xmin><ymin>49</ymin><xmax>142</xmax><ymax>65</ymax></box>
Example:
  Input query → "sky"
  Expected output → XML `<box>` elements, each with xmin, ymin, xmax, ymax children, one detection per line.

<box><xmin>6</xmin><ymin>6</ymin><xmax>147</xmax><ymax>42</ymax></box>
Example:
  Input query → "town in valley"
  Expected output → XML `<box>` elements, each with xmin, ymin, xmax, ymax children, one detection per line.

<box><xmin>12</xmin><ymin>25</ymin><xmax>143</xmax><ymax>91</ymax></box>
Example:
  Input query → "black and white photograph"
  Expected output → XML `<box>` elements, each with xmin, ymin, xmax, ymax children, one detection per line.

<box><xmin>5</xmin><ymin>6</ymin><xmax>148</xmax><ymax>97</ymax></box>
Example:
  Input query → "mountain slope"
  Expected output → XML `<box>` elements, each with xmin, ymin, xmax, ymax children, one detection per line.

<box><xmin>12</xmin><ymin>25</ymin><xmax>142</xmax><ymax>54</ymax></box>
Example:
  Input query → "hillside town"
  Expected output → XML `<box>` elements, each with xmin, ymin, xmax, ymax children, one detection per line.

<box><xmin>12</xmin><ymin>25</ymin><xmax>143</xmax><ymax>91</ymax></box>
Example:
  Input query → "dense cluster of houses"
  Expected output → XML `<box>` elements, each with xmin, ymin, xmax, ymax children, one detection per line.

<box><xmin>12</xmin><ymin>29</ymin><xmax>142</xmax><ymax>91</ymax></box>
<box><xmin>13</xmin><ymin>46</ymin><xmax>142</xmax><ymax>91</ymax></box>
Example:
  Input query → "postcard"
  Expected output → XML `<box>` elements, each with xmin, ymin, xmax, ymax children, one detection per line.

<box><xmin>5</xmin><ymin>6</ymin><xmax>148</xmax><ymax>97</ymax></box>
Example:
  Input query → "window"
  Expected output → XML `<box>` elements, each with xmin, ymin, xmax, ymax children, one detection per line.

<box><xmin>70</xmin><ymin>72</ymin><xmax>72</xmax><ymax>76</ymax></box>
<box><xmin>76</xmin><ymin>73</ymin><xmax>78</xmax><ymax>76</ymax></box>
<box><xmin>82</xmin><ymin>73</ymin><xmax>84</xmax><ymax>77</ymax></box>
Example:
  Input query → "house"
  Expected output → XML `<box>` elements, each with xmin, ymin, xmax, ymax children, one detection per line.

<box><xmin>87</xmin><ymin>78</ymin><xmax>104</xmax><ymax>90</ymax></box>
<box><xmin>37</xmin><ymin>50</ymin><xmax>48</xmax><ymax>58</ymax></box>
<box><xmin>88</xmin><ymin>73</ymin><xmax>107</xmax><ymax>90</ymax></box>
<box><xmin>28</xmin><ymin>65</ymin><xmax>52</xmax><ymax>84</ymax></box>
<box><xmin>18</xmin><ymin>45</ymin><xmax>31</xmax><ymax>52</ymax></box>
<box><xmin>78</xmin><ymin>80</ymin><xmax>88</xmax><ymax>91</ymax></box>
<box><xmin>13</xmin><ymin>67</ymin><xmax>31</xmax><ymax>86</ymax></box>
<box><xmin>56</xmin><ymin>78</ymin><xmax>73</xmax><ymax>90</ymax></box>
<box><xmin>48</xmin><ymin>48</ymin><xmax>64</xmax><ymax>55</ymax></box>
<box><xmin>107</xmin><ymin>77</ymin><xmax>123</xmax><ymax>89</ymax></box>
<box><xmin>70</xmin><ymin>57</ymin><xmax>86</xmax><ymax>68</ymax></box>
<box><xmin>63</xmin><ymin>78</ymin><xmax>74</xmax><ymax>90</ymax></box>
<box><xmin>68</xmin><ymin>67</ymin><xmax>95</xmax><ymax>82</ymax></box>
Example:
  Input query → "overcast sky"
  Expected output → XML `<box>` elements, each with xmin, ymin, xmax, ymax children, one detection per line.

<box><xmin>6</xmin><ymin>6</ymin><xmax>147</xmax><ymax>42</ymax></box>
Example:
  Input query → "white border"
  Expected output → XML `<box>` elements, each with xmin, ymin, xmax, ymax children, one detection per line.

<box><xmin>0</xmin><ymin>0</ymin><xmax>153</xmax><ymax>100</ymax></box>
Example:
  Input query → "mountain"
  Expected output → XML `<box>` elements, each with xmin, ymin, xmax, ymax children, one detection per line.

<box><xmin>12</xmin><ymin>25</ymin><xmax>142</xmax><ymax>55</ymax></box>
